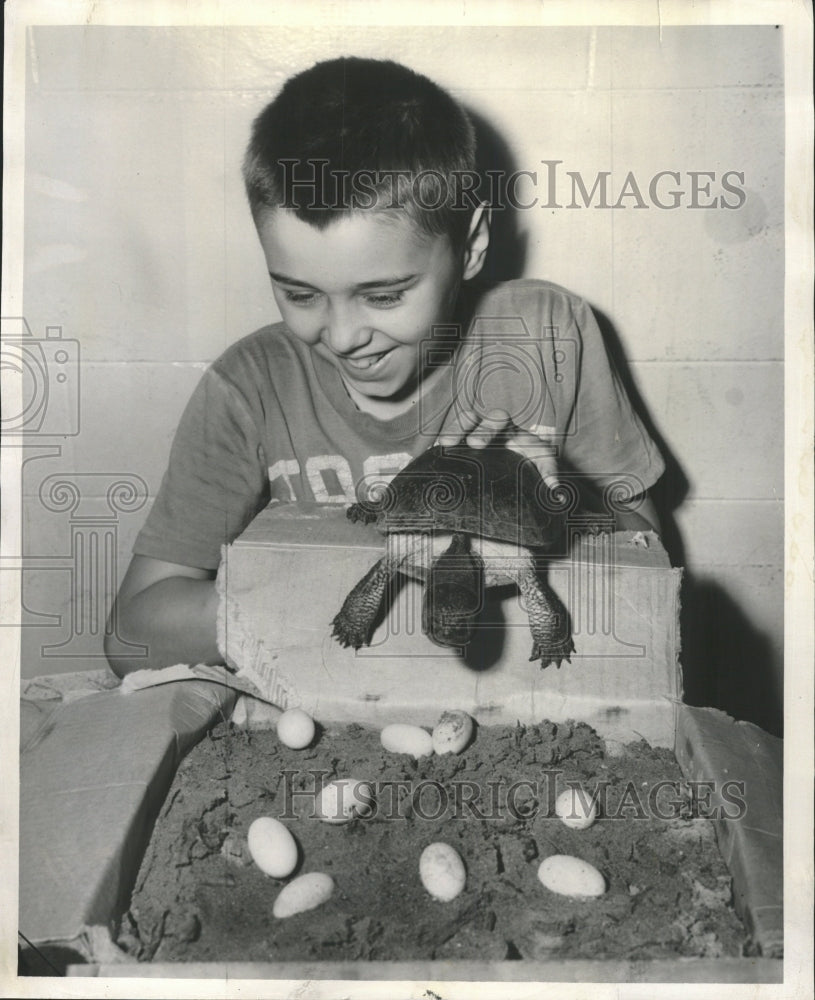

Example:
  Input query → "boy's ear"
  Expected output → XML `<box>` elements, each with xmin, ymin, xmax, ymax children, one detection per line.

<box><xmin>461</xmin><ymin>203</ymin><xmax>491</xmax><ymax>280</ymax></box>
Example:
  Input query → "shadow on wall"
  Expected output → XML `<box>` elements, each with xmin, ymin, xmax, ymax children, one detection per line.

<box><xmin>597</xmin><ymin>307</ymin><xmax>783</xmax><ymax>738</ymax></box>
<box><xmin>468</xmin><ymin>108</ymin><xmax>529</xmax><ymax>283</ymax></box>
<box><xmin>681</xmin><ymin>574</ymin><xmax>782</xmax><ymax>738</ymax></box>
<box><xmin>468</xmin><ymin>109</ymin><xmax>782</xmax><ymax>739</ymax></box>
<box><xmin>593</xmin><ymin>306</ymin><xmax>689</xmax><ymax>567</ymax></box>
<box><xmin>594</xmin><ymin>308</ymin><xmax>783</xmax><ymax>739</ymax></box>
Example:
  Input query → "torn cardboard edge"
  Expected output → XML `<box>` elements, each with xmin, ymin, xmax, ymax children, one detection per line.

<box><xmin>20</xmin><ymin>666</ymin><xmax>271</xmax><ymax>756</ymax></box>
<box><xmin>19</xmin><ymin>674</ymin><xmax>782</xmax><ymax>975</ymax></box>
<box><xmin>120</xmin><ymin>662</ymin><xmax>279</xmax><ymax>705</ymax></box>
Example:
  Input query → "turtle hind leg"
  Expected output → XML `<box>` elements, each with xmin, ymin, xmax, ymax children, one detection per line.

<box><xmin>331</xmin><ymin>554</ymin><xmax>399</xmax><ymax>649</ymax></box>
<box><xmin>517</xmin><ymin>564</ymin><xmax>575</xmax><ymax>668</ymax></box>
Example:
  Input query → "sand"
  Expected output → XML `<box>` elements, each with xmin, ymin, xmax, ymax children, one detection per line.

<box><xmin>121</xmin><ymin>718</ymin><xmax>748</xmax><ymax>963</ymax></box>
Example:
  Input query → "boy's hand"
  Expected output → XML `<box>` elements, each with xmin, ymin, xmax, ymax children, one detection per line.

<box><xmin>436</xmin><ymin>407</ymin><xmax>559</xmax><ymax>487</ymax></box>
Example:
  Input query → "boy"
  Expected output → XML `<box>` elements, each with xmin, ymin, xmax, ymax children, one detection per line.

<box><xmin>106</xmin><ymin>57</ymin><xmax>663</xmax><ymax>677</ymax></box>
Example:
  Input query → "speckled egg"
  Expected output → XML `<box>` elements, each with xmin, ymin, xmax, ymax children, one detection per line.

<box><xmin>246</xmin><ymin>817</ymin><xmax>299</xmax><ymax>878</ymax></box>
<box><xmin>432</xmin><ymin>710</ymin><xmax>474</xmax><ymax>755</ymax></box>
<box><xmin>276</xmin><ymin>708</ymin><xmax>316</xmax><ymax>749</ymax></box>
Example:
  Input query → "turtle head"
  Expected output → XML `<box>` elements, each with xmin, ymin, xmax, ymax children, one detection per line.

<box><xmin>422</xmin><ymin>533</ymin><xmax>483</xmax><ymax>649</ymax></box>
<box><xmin>424</xmin><ymin>607</ymin><xmax>478</xmax><ymax>648</ymax></box>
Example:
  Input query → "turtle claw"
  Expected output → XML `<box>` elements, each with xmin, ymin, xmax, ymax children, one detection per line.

<box><xmin>331</xmin><ymin>554</ymin><xmax>398</xmax><ymax>652</ymax></box>
<box><xmin>346</xmin><ymin>502</ymin><xmax>378</xmax><ymax>526</ymax></box>
<box><xmin>516</xmin><ymin>568</ymin><xmax>575</xmax><ymax>669</ymax></box>
<box><xmin>529</xmin><ymin>636</ymin><xmax>576</xmax><ymax>669</ymax></box>
<box><xmin>330</xmin><ymin>617</ymin><xmax>371</xmax><ymax>650</ymax></box>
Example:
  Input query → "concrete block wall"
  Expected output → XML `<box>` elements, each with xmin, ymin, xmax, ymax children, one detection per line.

<box><xmin>16</xmin><ymin>25</ymin><xmax>784</xmax><ymax>734</ymax></box>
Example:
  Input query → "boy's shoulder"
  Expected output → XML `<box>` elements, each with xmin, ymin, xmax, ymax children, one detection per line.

<box><xmin>470</xmin><ymin>278</ymin><xmax>590</xmax><ymax>323</ymax></box>
<box><xmin>210</xmin><ymin>321</ymin><xmax>308</xmax><ymax>381</ymax></box>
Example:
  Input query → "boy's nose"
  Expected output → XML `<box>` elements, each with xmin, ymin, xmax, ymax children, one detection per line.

<box><xmin>322</xmin><ymin>304</ymin><xmax>371</xmax><ymax>356</ymax></box>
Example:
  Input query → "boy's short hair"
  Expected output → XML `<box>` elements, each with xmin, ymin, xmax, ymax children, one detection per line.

<box><xmin>242</xmin><ymin>57</ymin><xmax>478</xmax><ymax>248</ymax></box>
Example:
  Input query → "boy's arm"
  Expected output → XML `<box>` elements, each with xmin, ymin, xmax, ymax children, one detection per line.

<box><xmin>105</xmin><ymin>555</ymin><xmax>220</xmax><ymax>677</ymax></box>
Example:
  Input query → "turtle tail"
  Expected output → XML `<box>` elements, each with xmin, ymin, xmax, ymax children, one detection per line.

<box><xmin>332</xmin><ymin>554</ymin><xmax>399</xmax><ymax>649</ymax></box>
<box><xmin>423</xmin><ymin>533</ymin><xmax>484</xmax><ymax>649</ymax></box>
<box><xmin>517</xmin><ymin>564</ymin><xmax>575</xmax><ymax>668</ymax></box>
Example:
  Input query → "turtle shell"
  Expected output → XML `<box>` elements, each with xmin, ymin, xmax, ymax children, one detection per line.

<box><xmin>349</xmin><ymin>444</ymin><xmax>565</xmax><ymax>551</ymax></box>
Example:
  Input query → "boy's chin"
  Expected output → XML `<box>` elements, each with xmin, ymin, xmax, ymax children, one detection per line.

<box><xmin>347</xmin><ymin>379</ymin><xmax>411</xmax><ymax>402</ymax></box>
<box><xmin>342</xmin><ymin>369</ymin><xmax>424</xmax><ymax>412</ymax></box>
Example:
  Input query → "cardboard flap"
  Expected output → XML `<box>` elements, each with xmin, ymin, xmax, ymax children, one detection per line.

<box><xmin>675</xmin><ymin>705</ymin><xmax>783</xmax><ymax>957</ymax></box>
<box><xmin>19</xmin><ymin>681</ymin><xmax>235</xmax><ymax>951</ymax></box>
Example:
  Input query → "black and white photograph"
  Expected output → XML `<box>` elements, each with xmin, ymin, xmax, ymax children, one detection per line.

<box><xmin>2</xmin><ymin>0</ymin><xmax>812</xmax><ymax>995</ymax></box>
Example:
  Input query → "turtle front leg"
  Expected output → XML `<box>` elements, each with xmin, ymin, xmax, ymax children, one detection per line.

<box><xmin>517</xmin><ymin>564</ymin><xmax>575</xmax><ymax>668</ymax></box>
<box><xmin>331</xmin><ymin>554</ymin><xmax>400</xmax><ymax>649</ymax></box>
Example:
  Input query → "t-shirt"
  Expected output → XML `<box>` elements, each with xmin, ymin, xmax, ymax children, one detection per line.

<box><xmin>134</xmin><ymin>279</ymin><xmax>664</xmax><ymax>570</ymax></box>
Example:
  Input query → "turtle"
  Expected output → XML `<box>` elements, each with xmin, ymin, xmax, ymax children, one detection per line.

<box><xmin>330</xmin><ymin>444</ymin><xmax>575</xmax><ymax>667</ymax></box>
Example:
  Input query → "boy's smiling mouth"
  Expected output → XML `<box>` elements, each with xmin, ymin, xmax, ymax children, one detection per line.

<box><xmin>340</xmin><ymin>346</ymin><xmax>396</xmax><ymax>374</ymax></box>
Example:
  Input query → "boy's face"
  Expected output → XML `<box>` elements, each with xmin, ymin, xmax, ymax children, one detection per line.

<box><xmin>255</xmin><ymin>209</ymin><xmax>483</xmax><ymax>403</ymax></box>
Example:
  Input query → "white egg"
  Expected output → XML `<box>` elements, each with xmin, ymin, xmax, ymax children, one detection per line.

<box><xmin>380</xmin><ymin>723</ymin><xmax>433</xmax><ymax>757</ymax></box>
<box><xmin>276</xmin><ymin>708</ymin><xmax>316</xmax><ymax>749</ymax></box>
<box><xmin>317</xmin><ymin>779</ymin><xmax>374</xmax><ymax>823</ymax></box>
<box><xmin>432</xmin><ymin>710</ymin><xmax>474</xmax><ymax>755</ymax></box>
<box><xmin>537</xmin><ymin>854</ymin><xmax>606</xmax><ymax>897</ymax></box>
<box><xmin>419</xmin><ymin>842</ymin><xmax>467</xmax><ymax>901</ymax></box>
<box><xmin>273</xmin><ymin>872</ymin><xmax>334</xmax><ymax>918</ymax></box>
<box><xmin>555</xmin><ymin>786</ymin><xmax>598</xmax><ymax>830</ymax></box>
<box><xmin>246</xmin><ymin>817</ymin><xmax>299</xmax><ymax>878</ymax></box>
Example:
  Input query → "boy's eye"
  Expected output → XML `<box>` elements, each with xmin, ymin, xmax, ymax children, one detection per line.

<box><xmin>362</xmin><ymin>290</ymin><xmax>405</xmax><ymax>307</ymax></box>
<box><xmin>282</xmin><ymin>289</ymin><xmax>319</xmax><ymax>306</ymax></box>
<box><xmin>278</xmin><ymin>287</ymin><xmax>406</xmax><ymax>308</ymax></box>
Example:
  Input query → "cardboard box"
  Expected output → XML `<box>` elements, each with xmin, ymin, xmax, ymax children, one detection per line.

<box><xmin>222</xmin><ymin>504</ymin><xmax>683</xmax><ymax>747</ymax></box>
<box><xmin>16</xmin><ymin>678</ymin><xmax>782</xmax><ymax>981</ymax></box>
<box><xmin>15</xmin><ymin>516</ymin><xmax>781</xmax><ymax>982</ymax></box>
